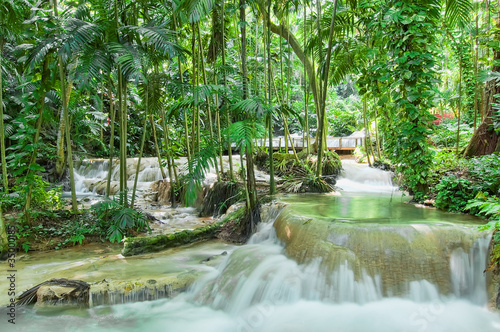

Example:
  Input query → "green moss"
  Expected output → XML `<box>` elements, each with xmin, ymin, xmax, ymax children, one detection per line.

<box><xmin>122</xmin><ymin>206</ymin><xmax>246</xmax><ymax>256</ymax></box>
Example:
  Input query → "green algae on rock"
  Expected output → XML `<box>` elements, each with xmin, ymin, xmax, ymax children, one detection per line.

<box><xmin>122</xmin><ymin>206</ymin><xmax>246</xmax><ymax>256</ymax></box>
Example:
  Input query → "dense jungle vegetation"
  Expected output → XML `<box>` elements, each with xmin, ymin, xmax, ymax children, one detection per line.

<box><xmin>1</xmin><ymin>0</ymin><xmax>500</xmax><ymax>254</ymax></box>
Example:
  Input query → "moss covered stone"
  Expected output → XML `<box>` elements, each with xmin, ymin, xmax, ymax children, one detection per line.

<box><xmin>122</xmin><ymin>206</ymin><xmax>246</xmax><ymax>256</ymax></box>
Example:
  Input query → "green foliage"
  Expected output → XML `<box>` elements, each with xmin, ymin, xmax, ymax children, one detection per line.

<box><xmin>21</xmin><ymin>241</ymin><xmax>30</xmax><ymax>253</ymax></box>
<box><xmin>430</xmin><ymin>119</ymin><xmax>474</xmax><ymax>149</ymax></box>
<box><xmin>431</xmin><ymin>150</ymin><xmax>462</xmax><ymax>171</ymax></box>
<box><xmin>465</xmin><ymin>153</ymin><xmax>500</xmax><ymax>194</ymax></box>
<box><xmin>91</xmin><ymin>199</ymin><xmax>150</xmax><ymax>243</ymax></box>
<box><xmin>434</xmin><ymin>175</ymin><xmax>475</xmax><ymax>212</ymax></box>
<box><xmin>466</xmin><ymin>192</ymin><xmax>500</xmax><ymax>221</ymax></box>
<box><xmin>9</xmin><ymin>211</ymin><xmax>105</xmax><ymax>251</ymax></box>
<box><xmin>358</xmin><ymin>0</ymin><xmax>440</xmax><ymax>199</ymax></box>
<box><xmin>467</xmin><ymin>192</ymin><xmax>500</xmax><ymax>268</ymax></box>
<box><xmin>326</xmin><ymin>95</ymin><xmax>362</xmax><ymax>137</ymax></box>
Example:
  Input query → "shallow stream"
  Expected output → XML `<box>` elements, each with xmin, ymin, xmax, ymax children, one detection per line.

<box><xmin>2</xmin><ymin>159</ymin><xmax>500</xmax><ymax>331</ymax></box>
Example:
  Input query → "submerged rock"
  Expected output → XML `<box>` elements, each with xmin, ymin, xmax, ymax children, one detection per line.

<box><xmin>16</xmin><ymin>273</ymin><xmax>200</xmax><ymax>308</ymax></box>
<box><xmin>89</xmin><ymin>272</ymin><xmax>199</xmax><ymax>306</ymax></box>
<box><xmin>17</xmin><ymin>279</ymin><xmax>90</xmax><ymax>307</ymax></box>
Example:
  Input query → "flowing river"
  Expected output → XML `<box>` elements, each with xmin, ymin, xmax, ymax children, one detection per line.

<box><xmin>2</xmin><ymin>159</ymin><xmax>500</xmax><ymax>331</ymax></box>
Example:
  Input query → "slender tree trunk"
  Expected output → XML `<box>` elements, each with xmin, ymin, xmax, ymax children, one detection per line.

<box><xmin>456</xmin><ymin>54</ymin><xmax>462</xmax><ymax>156</ymax></box>
<box><xmin>53</xmin><ymin>0</ymin><xmax>77</xmax><ymax>212</ymax></box>
<box><xmin>363</xmin><ymin>96</ymin><xmax>373</xmax><ymax>166</ymax></box>
<box><xmin>191</xmin><ymin>23</ymin><xmax>199</xmax><ymax>154</ymax></box>
<box><xmin>221</xmin><ymin>4</ymin><xmax>233</xmax><ymax>180</ymax></box>
<box><xmin>150</xmin><ymin>115</ymin><xmax>166</xmax><ymax>179</ymax></box>
<box><xmin>0</xmin><ymin>203</ymin><xmax>6</xmax><ymax>254</ymax></box>
<box><xmin>0</xmin><ymin>43</ymin><xmax>8</xmax><ymax>193</ymax></box>
<box><xmin>25</xmin><ymin>59</ymin><xmax>49</xmax><ymax>216</ymax></box>
<box><xmin>240</xmin><ymin>0</ymin><xmax>258</xmax><ymax>224</ymax></box>
<box><xmin>267</xmin><ymin>0</ymin><xmax>276</xmax><ymax>195</ymax></box>
<box><xmin>374</xmin><ymin>108</ymin><xmax>382</xmax><ymax>160</ymax></box>
<box><xmin>131</xmin><ymin>110</ymin><xmax>148</xmax><ymax>207</ymax></box>
<box><xmin>118</xmin><ymin>71</ymin><xmax>128</xmax><ymax>206</ymax></box>
<box><xmin>316</xmin><ymin>0</ymin><xmax>338</xmax><ymax>177</ymax></box>
<box><xmin>163</xmin><ymin>117</ymin><xmax>176</xmax><ymax>208</ymax></box>
<box><xmin>172</xmin><ymin>11</ymin><xmax>191</xmax><ymax>164</ymax></box>
<box><xmin>58</xmin><ymin>60</ymin><xmax>77</xmax><ymax>212</ymax></box>
<box><xmin>106</xmin><ymin>83</ymin><xmax>116</xmax><ymax>197</ymax></box>
<box><xmin>197</xmin><ymin>23</ymin><xmax>220</xmax><ymax>179</ymax></box>
<box><xmin>240</xmin><ymin>0</ymin><xmax>248</xmax><ymax>100</ymax></box>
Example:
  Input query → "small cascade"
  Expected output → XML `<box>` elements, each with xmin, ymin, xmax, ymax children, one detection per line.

<box><xmin>336</xmin><ymin>159</ymin><xmax>397</xmax><ymax>193</ymax></box>
<box><xmin>7</xmin><ymin>157</ymin><xmax>500</xmax><ymax>332</ymax></box>
<box><xmin>74</xmin><ymin>158</ymin><xmax>167</xmax><ymax>196</ymax></box>
<box><xmin>189</xmin><ymin>203</ymin><xmax>491</xmax><ymax>311</ymax></box>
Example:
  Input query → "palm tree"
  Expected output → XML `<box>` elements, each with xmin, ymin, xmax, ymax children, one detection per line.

<box><xmin>0</xmin><ymin>0</ymin><xmax>28</xmax><ymax>194</ymax></box>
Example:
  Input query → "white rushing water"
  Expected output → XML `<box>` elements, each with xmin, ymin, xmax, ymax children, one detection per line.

<box><xmin>6</xmin><ymin>204</ymin><xmax>500</xmax><ymax>332</ymax></box>
<box><xmin>336</xmin><ymin>159</ymin><xmax>398</xmax><ymax>193</ymax></box>
<box><xmin>7</xmin><ymin>158</ymin><xmax>499</xmax><ymax>331</ymax></box>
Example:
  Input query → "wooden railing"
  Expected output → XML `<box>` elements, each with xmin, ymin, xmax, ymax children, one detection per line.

<box><xmin>251</xmin><ymin>136</ymin><xmax>364</xmax><ymax>151</ymax></box>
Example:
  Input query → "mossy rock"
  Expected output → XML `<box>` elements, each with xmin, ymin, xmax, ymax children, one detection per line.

<box><xmin>199</xmin><ymin>181</ymin><xmax>244</xmax><ymax>217</ymax></box>
<box><xmin>122</xmin><ymin>206</ymin><xmax>246</xmax><ymax>256</ymax></box>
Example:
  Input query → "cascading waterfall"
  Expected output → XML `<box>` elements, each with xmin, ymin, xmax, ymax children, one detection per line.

<box><xmin>5</xmin><ymin>160</ymin><xmax>500</xmax><ymax>331</ymax></box>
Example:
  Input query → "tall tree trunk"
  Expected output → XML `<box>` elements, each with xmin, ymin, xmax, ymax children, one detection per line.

<box><xmin>131</xmin><ymin>109</ymin><xmax>148</xmax><ymax>207</ymax></box>
<box><xmin>172</xmin><ymin>10</ymin><xmax>191</xmax><ymax>164</ymax></box>
<box><xmin>53</xmin><ymin>0</ymin><xmax>77</xmax><ymax>212</ymax></box>
<box><xmin>240</xmin><ymin>0</ymin><xmax>258</xmax><ymax>229</ymax></box>
<box><xmin>106</xmin><ymin>83</ymin><xmax>116</xmax><ymax>197</ymax></box>
<box><xmin>464</xmin><ymin>2</ymin><xmax>500</xmax><ymax>157</ymax></box>
<box><xmin>118</xmin><ymin>70</ymin><xmax>128</xmax><ymax>206</ymax></box>
<box><xmin>0</xmin><ymin>42</ymin><xmax>8</xmax><ymax>193</ymax></box>
<box><xmin>456</xmin><ymin>53</ymin><xmax>462</xmax><ymax>156</ymax></box>
<box><xmin>221</xmin><ymin>4</ymin><xmax>233</xmax><ymax>180</ymax></box>
<box><xmin>316</xmin><ymin>0</ymin><xmax>338</xmax><ymax>177</ymax></box>
<box><xmin>25</xmin><ymin>59</ymin><xmax>49</xmax><ymax>217</ymax></box>
<box><xmin>266</xmin><ymin>0</ymin><xmax>276</xmax><ymax>195</ymax></box>
<box><xmin>0</xmin><ymin>203</ymin><xmax>6</xmax><ymax>254</ymax></box>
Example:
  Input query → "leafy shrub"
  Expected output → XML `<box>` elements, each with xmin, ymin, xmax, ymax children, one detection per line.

<box><xmin>430</xmin><ymin>118</ymin><xmax>474</xmax><ymax>149</ymax></box>
<box><xmin>466</xmin><ymin>192</ymin><xmax>500</xmax><ymax>222</ymax></box>
<box><xmin>465</xmin><ymin>153</ymin><xmax>500</xmax><ymax>194</ymax></box>
<box><xmin>467</xmin><ymin>192</ymin><xmax>500</xmax><ymax>269</ymax></box>
<box><xmin>91</xmin><ymin>200</ymin><xmax>150</xmax><ymax>243</ymax></box>
<box><xmin>434</xmin><ymin>175</ymin><xmax>476</xmax><ymax>212</ymax></box>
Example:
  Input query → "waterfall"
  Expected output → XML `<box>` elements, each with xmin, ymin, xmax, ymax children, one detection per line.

<box><xmin>189</xmin><ymin>206</ymin><xmax>492</xmax><ymax>309</ymax></box>
<box><xmin>336</xmin><ymin>159</ymin><xmax>397</xmax><ymax>193</ymax></box>
<box><xmin>7</xmin><ymin>160</ymin><xmax>500</xmax><ymax>332</ymax></box>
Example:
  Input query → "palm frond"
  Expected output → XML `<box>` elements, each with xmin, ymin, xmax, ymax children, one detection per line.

<box><xmin>177</xmin><ymin>0</ymin><xmax>214</xmax><ymax>23</ymax></box>
<box><xmin>122</xmin><ymin>23</ymin><xmax>186</xmax><ymax>58</ymax></box>
<box><xmin>26</xmin><ymin>37</ymin><xmax>59</xmax><ymax>67</ymax></box>
<box><xmin>183</xmin><ymin>140</ymin><xmax>218</xmax><ymax>205</ymax></box>
<box><xmin>445</xmin><ymin>0</ymin><xmax>472</xmax><ymax>29</ymax></box>
<box><xmin>225</xmin><ymin>119</ymin><xmax>265</xmax><ymax>154</ymax></box>
<box><xmin>231</xmin><ymin>96</ymin><xmax>269</xmax><ymax>119</ymax></box>
<box><xmin>109</xmin><ymin>42</ymin><xmax>145</xmax><ymax>83</ymax></box>
<box><xmin>63</xmin><ymin>18</ymin><xmax>103</xmax><ymax>54</ymax></box>
<box><xmin>77</xmin><ymin>48</ymin><xmax>111</xmax><ymax>87</ymax></box>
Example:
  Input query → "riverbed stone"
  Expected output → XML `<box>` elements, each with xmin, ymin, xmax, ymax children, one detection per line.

<box><xmin>34</xmin><ymin>284</ymin><xmax>89</xmax><ymax>308</ymax></box>
<box><xmin>89</xmin><ymin>272</ymin><xmax>199</xmax><ymax>306</ymax></box>
<box><xmin>122</xmin><ymin>205</ymin><xmax>246</xmax><ymax>256</ymax></box>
